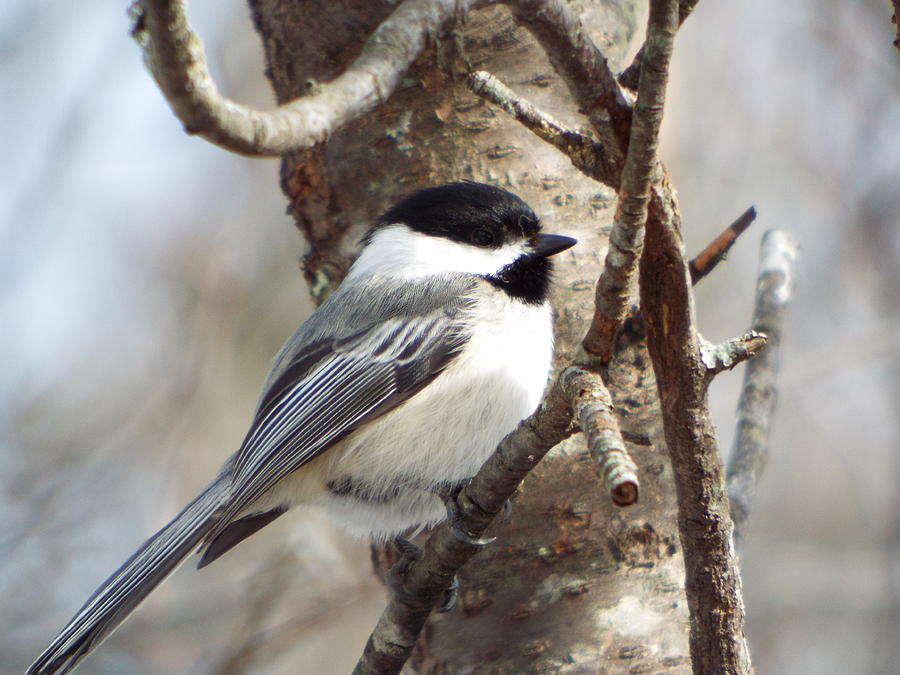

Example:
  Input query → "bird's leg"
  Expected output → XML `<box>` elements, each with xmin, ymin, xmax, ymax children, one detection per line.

<box><xmin>386</xmin><ymin>537</ymin><xmax>458</xmax><ymax>612</ymax></box>
<box><xmin>385</xmin><ymin>536</ymin><xmax>419</xmax><ymax>597</ymax></box>
<box><xmin>436</xmin><ymin>481</ymin><xmax>513</xmax><ymax>522</ymax></box>
<box><xmin>432</xmin><ymin>481</ymin><xmax>497</xmax><ymax>547</ymax></box>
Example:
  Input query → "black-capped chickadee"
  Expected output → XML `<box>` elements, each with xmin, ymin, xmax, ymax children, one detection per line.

<box><xmin>28</xmin><ymin>181</ymin><xmax>576</xmax><ymax>674</ymax></box>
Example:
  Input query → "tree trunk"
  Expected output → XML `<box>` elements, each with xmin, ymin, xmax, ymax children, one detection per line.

<box><xmin>248</xmin><ymin>1</ymin><xmax>692</xmax><ymax>671</ymax></box>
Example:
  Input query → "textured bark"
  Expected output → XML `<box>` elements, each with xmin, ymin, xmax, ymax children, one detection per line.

<box><xmin>639</xmin><ymin>179</ymin><xmax>752</xmax><ymax>673</ymax></box>
<box><xmin>249</xmin><ymin>1</ymin><xmax>692</xmax><ymax>672</ymax></box>
<box><xmin>561</xmin><ymin>367</ymin><xmax>639</xmax><ymax>507</ymax></box>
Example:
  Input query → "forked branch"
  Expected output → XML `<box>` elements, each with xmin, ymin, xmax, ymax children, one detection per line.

<box><xmin>581</xmin><ymin>0</ymin><xmax>679</xmax><ymax>364</ymax></box>
<box><xmin>619</xmin><ymin>0</ymin><xmax>701</xmax><ymax>90</ymax></box>
<box><xmin>510</xmin><ymin>0</ymin><xmax>633</xmax><ymax>165</ymax></box>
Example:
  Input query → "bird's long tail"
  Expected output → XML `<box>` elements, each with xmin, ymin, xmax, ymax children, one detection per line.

<box><xmin>27</xmin><ymin>477</ymin><xmax>228</xmax><ymax>675</ymax></box>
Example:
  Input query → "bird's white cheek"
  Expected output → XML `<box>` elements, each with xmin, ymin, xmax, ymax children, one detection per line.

<box><xmin>348</xmin><ymin>225</ymin><xmax>527</xmax><ymax>279</ymax></box>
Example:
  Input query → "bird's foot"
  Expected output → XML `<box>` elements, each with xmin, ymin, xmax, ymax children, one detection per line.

<box><xmin>386</xmin><ymin>537</ymin><xmax>458</xmax><ymax>612</ymax></box>
<box><xmin>385</xmin><ymin>537</ymin><xmax>419</xmax><ymax>602</ymax></box>
<box><xmin>434</xmin><ymin>482</ymin><xmax>496</xmax><ymax>547</ymax></box>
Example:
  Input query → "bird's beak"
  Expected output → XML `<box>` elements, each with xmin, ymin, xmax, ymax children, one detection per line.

<box><xmin>534</xmin><ymin>233</ymin><xmax>577</xmax><ymax>257</ymax></box>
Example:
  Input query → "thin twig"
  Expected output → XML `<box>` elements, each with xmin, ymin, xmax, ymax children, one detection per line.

<box><xmin>466</xmin><ymin>71</ymin><xmax>619</xmax><ymax>186</ymax></box>
<box><xmin>580</xmin><ymin>0</ymin><xmax>677</xmax><ymax>364</ymax></box>
<box><xmin>130</xmin><ymin>0</ymin><xmax>485</xmax><ymax>155</ymax></box>
<box><xmin>700</xmin><ymin>331</ymin><xmax>767</xmax><ymax>377</ymax></box>
<box><xmin>727</xmin><ymin>230</ymin><xmax>798</xmax><ymax>547</ymax></box>
<box><xmin>353</xmin><ymin>383</ymin><xmax>574</xmax><ymax>674</ymax></box>
<box><xmin>689</xmin><ymin>206</ymin><xmax>757</xmax><ymax>284</ymax></box>
<box><xmin>619</xmin><ymin>0</ymin><xmax>701</xmax><ymax>90</ymax></box>
<box><xmin>561</xmin><ymin>367</ymin><xmax>639</xmax><ymax>506</ymax></box>
<box><xmin>509</xmin><ymin>0</ymin><xmax>632</xmax><ymax>172</ymax></box>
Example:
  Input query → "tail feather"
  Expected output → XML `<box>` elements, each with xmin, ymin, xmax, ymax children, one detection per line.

<box><xmin>27</xmin><ymin>480</ymin><xmax>227</xmax><ymax>675</ymax></box>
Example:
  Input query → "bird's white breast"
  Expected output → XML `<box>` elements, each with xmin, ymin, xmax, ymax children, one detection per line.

<box><xmin>266</xmin><ymin>282</ymin><xmax>555</xmax><ymax>540</ymax></box>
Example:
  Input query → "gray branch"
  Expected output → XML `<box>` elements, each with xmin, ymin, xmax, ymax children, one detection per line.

<box><xmin>727</xmin><ymin>230</ymin><xmax>798</xmax><ymax>546</ymax></box>
<box><xmin>637</xmin><ymin>1</ymin><xmax>754</xmax><ymax>671</ymax></box>
<box><xmin>509</xmin><ymin>0</ymin><xmax>632</xmax><ymax>170</ymax></box>
<box><xmin>130</xmin><ymin>0</ymin><xmax>485</xmax><ymax>155</ymax></box>
<box><xmin>466</xmin><ymin>70</ymin><xmax>619</xmax><ymax>185</ymax></box>
<box><xmin>700</xmin><ymin>331</ymin><xmax>768</xmax><ymax>377</ymax></box>
<box><xmin>561</xmin><ymin>367</ymin><xmax>639</xmax><ymax>506</ymax></box>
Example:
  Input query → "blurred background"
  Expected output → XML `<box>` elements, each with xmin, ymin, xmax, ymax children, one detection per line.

<box><xmin>2</xmin><ymin>1</ymin><xmax>897</xmax><ymax>673</ymax></box>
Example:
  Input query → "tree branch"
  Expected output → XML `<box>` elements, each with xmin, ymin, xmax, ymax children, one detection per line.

<box><xmin>509</xmin><ymin>0</ymin><xmax>632</xmax><ymax>170</ymax></box>
<box><xmin>561</xmin><ymin>367</ymin><xmax>639</xmax><ymax>506</ymax></box>
<box><xmin>581</xmin><ymin>0</ymin><xmax>677</xmax><ymax>364</ymax></box>
<box><xmin>619</xmin><ymin>0</ymin><xmax>701</xmax><ymax>90</ymax></box>
<box><xmin>466</xmin><ymin>70</ymin><xmax>619</xmax><ymax>185</ymax></box>
<box><xmin>639</xmin><ymin>161</ymin><xmax>753</xmax><ymax>675</ymax></box>
<box><xmin>689</xmin><ymin>206</ymin><xmax>757</xmax><ymax>284</ymax></box>
<box><xmin>354</xmin><ymin>382</ymin><xmax>574</xmax><ymax>674</ymax></box>
<box><xmin>727</xmin><ymin>230</ymin><xmax>798</xmax><ymax>546</ymax></box>
<box><xmin>699</xmin><ymin>331</ymin><xmax>767</xmax><ymax>377</ymax></box>
<box><xmin>130</xmin><ymin>0</ymin><xmax>485</xmax><ymax>155</ymax></box>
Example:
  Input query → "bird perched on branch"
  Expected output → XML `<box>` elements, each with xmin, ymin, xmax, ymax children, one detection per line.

<box><xmin>28</xmin><ymin>181</ymin><xmax>576</xmax><ymax>674</ymax></box>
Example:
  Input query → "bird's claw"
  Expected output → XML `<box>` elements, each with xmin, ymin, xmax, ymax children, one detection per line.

<box><xmin>441</xmin><ymin>485</ymin><xmax>496</xmax><ymax>547</ymax></box>
<box><xmin>437</xmin><ymin>575</ymin><xmax>459</xmax><ymax>613</ymax></box>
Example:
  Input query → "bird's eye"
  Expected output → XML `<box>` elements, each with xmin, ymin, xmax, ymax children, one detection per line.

<box><xmin>471</xmin><ymin>228</ymin><xmax>495</xmax><ymax>246</ymax></box>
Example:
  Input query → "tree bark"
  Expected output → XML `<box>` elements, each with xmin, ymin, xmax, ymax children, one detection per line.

<box><xmin>249</xmin><ymin>1</ymin><xmax>693</xmax><ymax>671</ymax></box>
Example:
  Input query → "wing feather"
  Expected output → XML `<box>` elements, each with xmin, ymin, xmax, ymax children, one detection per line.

<box><xmin>220</xmin><ymin>311</ymin><xmax>470</xmax><ymax>523</ymax></box>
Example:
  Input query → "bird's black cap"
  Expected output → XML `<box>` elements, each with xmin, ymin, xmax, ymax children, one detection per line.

<box><xmin>371</xmin><ymin>181</ymin><xmax>541</xmax><ymax>250</ymax></box>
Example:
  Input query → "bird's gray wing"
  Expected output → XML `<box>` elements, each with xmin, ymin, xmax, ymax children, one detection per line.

<box><xmin>221</xmin><ymin>309</ymin><xmax>471</xmax><ymax>523</ymax></box>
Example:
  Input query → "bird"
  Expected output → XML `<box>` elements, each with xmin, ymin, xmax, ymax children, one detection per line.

<box><xmin>27</xmin><ymin>181</ymin><xmax>576</xmax><ymax>674</ymax></box>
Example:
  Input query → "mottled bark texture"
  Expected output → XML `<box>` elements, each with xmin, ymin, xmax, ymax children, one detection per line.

<box><xmin>249</xmin><ymin>1</ymin><xmax>693</xmax><ymax>672</ymax></box>
<box><xmin>639</xmin><ymin>178</ymin><xmax>753</xmax><ymax>673</ymax></box>
<box><xmin>561</xmin><ymin>367</ymin><xmax>639</xmax><ymax>507</ymax></box>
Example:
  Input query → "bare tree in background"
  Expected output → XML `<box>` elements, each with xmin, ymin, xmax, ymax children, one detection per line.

<box><xmin>123</xmin><ymin>0</ymin><xmax>803</xmax><ymax>672</ymax></box>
